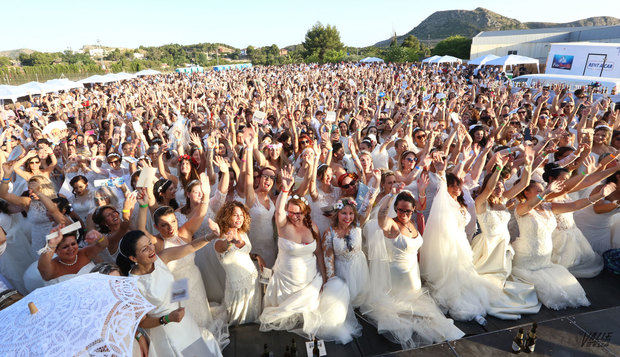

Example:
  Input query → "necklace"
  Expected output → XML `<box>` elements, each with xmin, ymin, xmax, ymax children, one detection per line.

<box><xmin>397</xmin><ymin>219</ymin><xmax>413</xmax><ymax>233</ymax></box>
<box><xmin>58</xmin><ymin>254</ymin><xmax>78</xmax><ymax>266</ymax></box>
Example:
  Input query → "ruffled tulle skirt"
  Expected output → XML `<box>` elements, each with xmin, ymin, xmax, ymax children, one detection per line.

<box><xmin>552</xmin><ymin>226</ymin><xmax>604</xmax><ymax>278</ymax></box>
<box><xmin>335</xmin><ymin>252</ymin><xmax>370</xmax><ymax>308</ymax></box>
<box><xmin>315</xmin><ymin>277</ymin><xmax>362</xmax><ymax>345</ymax></box>
<box><xmin>511</xmin><ymin>264</ymin><xmax>590</xmax><ymax>310</ymax></box>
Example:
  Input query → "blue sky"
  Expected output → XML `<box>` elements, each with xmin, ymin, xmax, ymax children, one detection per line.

<box><xmin>0</xmin><ymin>0</ymin><xmax>616</xmax><ymax>52</ymax></box>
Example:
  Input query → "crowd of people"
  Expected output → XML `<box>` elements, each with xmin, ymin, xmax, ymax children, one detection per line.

<box><xmin>0</xmin><ymin>62</ymin><xmax>619</xmax><ymax>356</ymax></box>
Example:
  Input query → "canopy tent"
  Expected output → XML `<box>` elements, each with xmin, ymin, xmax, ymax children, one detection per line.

<box><xmin>176</xmin><ymin>66</ymin><xmax>204</xmax><ymax>73</ymax></box>
<box><xmin>468</xmin><ymin>54</ymin><xmax>500</xmax><ymax>66</ymax></box>
<box><xmin>483</xmin><ymin>54</ymin><xmax>540</xmax><ymax>72</ymax></box>
<box><xmin>18</xmin><ymin>81</ymin><xmax>53</xmax><ymax>96</ymax></box>
<box><xmin>135</xmin><ymin>69</ymin><xmax>161</xmax><ymax>76</ymax></box>
<box><xmin>422</xmin><ymin>55</ymin><xmax>441</xmax><ymax>63</ymax></box>
<box><xmin>360</xmin><ymin>57</ymin><xmax>385</xmax><ymax>63</ymax></box>
<box><xmin>44</xmin><ymin>79</ymin><xmax>83</xmax><ymax>92</ymax></box>
<box><xmin>212</xmin><ymin>63</ymin><xmax>252</xmax><ymax>72</ymax></box>
<box><xmin>0</xmin><ymin>85</ymin><xmax>27</xmax><ymax>102</ymax></box>
<box><xmin>431</xmin><ymin>55</ymin><xmax>463</xmax><ymax>64</ymax></box>
<box><xmin>78</xmin><ymin>75</ymin><xmax>109</xmax><ymax>84</ymax></box>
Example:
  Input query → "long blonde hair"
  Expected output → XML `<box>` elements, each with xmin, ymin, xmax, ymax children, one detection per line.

<box><xmin>28</xmin><ymin>175</ymin><xmax>56</xmax><ymax>198</ymax></box>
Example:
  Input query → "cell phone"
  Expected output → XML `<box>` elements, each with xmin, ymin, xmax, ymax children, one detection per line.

<box><xmin>523</xmin><ymin>127</ymin><xmax>532</xmax><ymax>142</ymax></box>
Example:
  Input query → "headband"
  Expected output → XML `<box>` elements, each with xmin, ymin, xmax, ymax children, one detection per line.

<box><xmin>332</xmin><ymin>197</ymin><xmax>356</xmax><ymax>211</ymax></box>
<box><xmin>595</xmin><ymin>125</ymin><xmax>611</xmax><ymax>131</ymax></box>
<box><xmin>287</xmin><ymin>194</ymin><xmax>309</xmax><ymax>205</ymax></box>
<box><xmin>156</xmin><ymin>179</ymin><xmax>171</xmax><ymax>193</ymax></box>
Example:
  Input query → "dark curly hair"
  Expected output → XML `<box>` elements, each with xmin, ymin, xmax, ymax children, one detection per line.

<box><xmin>215</xmin><ymin>201</ymin><xmax>251</xmax><ymax>235</ymax></box>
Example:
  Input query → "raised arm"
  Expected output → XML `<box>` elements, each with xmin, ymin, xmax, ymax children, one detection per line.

<box><xmin>275</xmin><ymin>165</ymin><xmax>294</xmax><ymax>229</ymax></box>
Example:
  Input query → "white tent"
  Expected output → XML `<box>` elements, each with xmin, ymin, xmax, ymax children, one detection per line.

<box><xmin>468</xmin><ymin>54</ymin><xmax>500</xmax><ymax>66</ymax></box>
<box><xmin>422</xmin><ymin>55</ymin><xmax>441</xmax><ymax>63</ymax></box>
<box><xmin>0</xmin><ymin>85</ymin><xmax>27</xmax><ymax>102</ymax></box>
<box><xmin>135</xmin><ymin>69</ymin><xmax>161</xmax><ymax>76</ymax></box>
<box><xmin>431</xmin><ymin>55</ymin><xmax>463</xmax><ymax>64</ymax></box>
<box><xmin>18</xmin><ymin>81</ymin><xmax>53</xmax><ymax>96</ymax></box>
<box><xmin>45</xmin><ymin>79</ymin><xmax>83</xmax><ymax>92</ymax></box>
<box><xmin>359</xmin><ymin>57</ymin><xmax>384</xmax><ymax>63</ymax></box>
<box><xmin>483</xmin><ymin>54</ymin><xmax>540</xmax><ymax>71</ymax></box>
<box><xmin>78</xmin><ymin>75</ymin><xmax>109</xmax><ymax>84</ymax></box>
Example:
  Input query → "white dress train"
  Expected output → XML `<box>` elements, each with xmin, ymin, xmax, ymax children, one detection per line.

<box><xmin>131</xmin><ymin>258</ymin><xmax>222</xmax><ymax>357</ymax></box>
<box><xmin>551</xmin><ymin>197</ymin><xmax>603</xmax><ymax>278</ymax></box>
<box><xmin>471</xmin><ymin>203</ymin><xmax>541</xmax><ymax>319</ymax></box>
<box><xmin>215</xmin><ymin>233</ymin><xmax>261</xmax><ymax>325</ymax></box>
<box><xmin>163</xmin><ymin>236</ymin><xmax>229</xmax><ymax>349</ymax></box>
<box><xmin>512</xmin><ymin>204</ymin><xmax>590</xmax><ymax>310</ymax></box>
<box><xmin>260</xmin><ymin>237</ymin><xmax>360</xmax><ymax>344</ymax></box>
<box><xmin>420</xmin><ymin>180</ymin><xmax>496</xmax><ymax>321</ymax></box>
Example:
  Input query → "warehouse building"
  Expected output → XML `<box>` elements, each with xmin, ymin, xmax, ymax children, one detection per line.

<box><xmin>470</xmin><ymin>25</ymin><xmax>620</xmax><ymax>61</ymax></box>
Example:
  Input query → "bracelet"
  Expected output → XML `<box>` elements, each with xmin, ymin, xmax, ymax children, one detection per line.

<box><xmin>135</xmin><ymin>332</ymin><xmax>143</xmax><ymax>342</ymax></box>
<box><xmin>611</xmin><ymin>154</ymin><xmax>617</xmax><ymax>160</ymax></box>
<box><xmin>122</xmin><ymin>209</ymin><xmax>130</xmax><ymax>214</ymax></box>
<box><xmin>281</xmin><ymin>190</ymin><xmax>289</xmax><ymax>193</ymax></box>
<box><xmin>581</xmin><ymin>171</ymin><xmax>587</xmax><ymax>176</ymax></box>
<box><xmin>507</xmin><ymin>147</ymin><xmax>512</xmax><ymax>154</ymax></box>
<box><xmin>2</xmin><ymin>178</ymin><xmax>10</xmax><ymax>182</ymax></box>
<box><xmin>414</xmin><ymin>165</ymin><xmax>422</xmax><ymax>170</ymax></box>
<box><xmin>536</xmin><ymin>194</ymin><xmax>544</xmax><ymax>201</ymax></box>
<box><xmin>159</xmin><ymin>316</ymin><xmax>167</xmax><ymax>325</ymax></box>
<box><xmin>495</xmin><ymin>165</ymin><xmax>503</xmax><ymax>172</ymax></box>
<box><xmin>164</xmin><ymin>315</ymin><xmax>170</xmax><ymax>324</ymax></box>
<box><xmin>97</xmin><ymin>236</ymin><xmax>105</xmax><ymax>244</ymax></box>
<box><xmin>139</xmin><ymin>204</ymin><xmax>149</xmax><ymax>208</ymax></box>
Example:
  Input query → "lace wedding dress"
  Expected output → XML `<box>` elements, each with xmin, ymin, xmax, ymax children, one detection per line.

<box><xmin>215</xmin><ymin>233</ymin><xmax>261</xmax><ymax>325</ymax></box>
<box><xmin>551</xmin><ymin>197</ymin><xmax>603</xmax><ymax>278</ymax></box>
<box><xmin>471</xmin><ymin>203</ymin><xmax>541</xmax><ymax>319</ymax></box>
<box><xmin>260</xmin><ymin>237</ymin><xmax>360</xmax><ymax>344</ymax></box>
<box><xmin>131</xmin><ymin>257</ymin><xmax>222</xmax><ymax>357</ymax></box>
<box><xmin>512</xmin><ymin>203</ymin><xmax>590</xmax><ymax>310</ymax></box>
<box><xmin>248</xmin><ymin>198</ymin><xmax>277</xmax><ymax>268</ymax></box>
<box><xmin>325</xmin><ymin>226</ymin><xmax>369</xmax><ymax>307</ymax></box>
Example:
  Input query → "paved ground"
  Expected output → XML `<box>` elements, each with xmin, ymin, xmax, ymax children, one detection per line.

<box><xmin>223</xmin><ymin>269</ymin><xmax>620</xmax><ymax>356</ymax></box>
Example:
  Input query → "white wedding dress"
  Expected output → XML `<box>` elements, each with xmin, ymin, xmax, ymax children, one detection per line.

<box><xmin>512</xmin><ymin>204</ymin><xmax>590</xmax><ymax>310</ymax></box>
<box><xmin>420</xmin><ymin>180</ymin><xmax>496</xmax><ymax>321</ymax></box>
<box><xmin>215</xmin><ymin>233</ymin><xmax>261</xmax><ymax>325</ymax></box>
<box><xmin>131</xmin><ymin>257</ymin><xmax>222</xmax><ymax>357</ymax></box>
<box><xmin>164</xmin><ymin>236</ymin><xmax>228</xmax><ymax>349</ymax></box>
<box><xmin>260</xmin><ymin>237</ymin><xmax>360</xmax><ymax>344</ymax></box>
<box><xmin>551</xmin><ymin>197</ymin><xmax>603</xmax><ymax>278</ymax></box>
<box><xmin>574</xmin><ymin>199</ymin><xmax>618</xmax><ymax>255</ymax></box>
<box><xmin>471</xmin><ymin>203</ymin><xmax>541</xmax><ymax>319</ymax></box>
<box><xmin>362</xmin><ymin>193</ymin><xmax>464</xmax><ymax>348</ymax></box>
<box><xmin>248</xmin><ymin>198</ymin><xmax>277</xmax><ymax>268</ymax></box>
<box><xmin>308</xmin><ymin>186</ymin><xmax>341</xmax><ymax>236</ymax></box>
<box><xmin>325</xmin><ymin>226</ymin><xmax>369</xmax><ymax>307</ymax></box>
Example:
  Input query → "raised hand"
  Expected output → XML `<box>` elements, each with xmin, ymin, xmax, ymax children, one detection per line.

<box><xmin>47</xmin><ymin>224</ymin><xmax>65</xmax><ymax>250</ymax></box>
<box><xmin>600</xmin><ymin>182</ymin><xmax>616</xmax><ymax>197</ymax></box>
<box><xmin>547</xmin><ymin>180</ymin><xmax>564</xmax><ymax>194</ymax></box>
<box><xmin>417</xmin><ymin>171</ymin><xmax>430</xmax><ymax>192</ymax></box>
<box><xmin>280</xmin><ymin>164</ymin><xmax>294</xmax><ymax>192</ymax></box>
<box><xmin>84</xmin><ymin>230</ymin><xmax>104</xmax><ymax>246</ymax></box>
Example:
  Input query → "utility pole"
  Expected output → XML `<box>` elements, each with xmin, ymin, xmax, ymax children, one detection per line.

<box><xmin>97</xmin><ymin>39</ymin><xmax>104</xmax><ymax>71</ymax></box>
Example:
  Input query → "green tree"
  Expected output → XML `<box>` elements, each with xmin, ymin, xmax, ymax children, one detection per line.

<box><xmin>0</xmin><ymin>56</ymin><xmax>11</xmax><ymax>67</ymax></box>
<box><xmin>302</xmin><ymin>22</ymin><xmax>344</xmax><ymax>63</ymax></box>
<box><xmin>431</xmin><ymin>35</ymin><xmax>472</xmax><ymax>59</ymax></box>
<box><xmin>402</xmin><ymin>35</ymin><xmax>421</xmax><ymax>52</ymax></box>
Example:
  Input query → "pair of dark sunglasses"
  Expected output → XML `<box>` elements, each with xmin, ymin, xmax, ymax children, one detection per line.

<box><xmin>341</xmin><ymin>181</ymin><xmax>357</xmax><ymax>189</ymax></box>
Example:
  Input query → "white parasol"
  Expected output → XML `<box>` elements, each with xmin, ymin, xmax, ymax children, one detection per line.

<box><xmin>0</xmin><ymin>273</ymin><xmax>154</xmax><ymax>356</ymax></box>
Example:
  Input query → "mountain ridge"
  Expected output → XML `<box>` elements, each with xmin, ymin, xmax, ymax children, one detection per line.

<box><xmin>373</xmin><ymin>8</ymin><xmax>620</xmax><ymax>47</ymax></box>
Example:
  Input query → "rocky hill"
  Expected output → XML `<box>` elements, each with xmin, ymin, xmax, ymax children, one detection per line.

<box><xmin>374</xmin><ymin>8</ymin><xmax>620</xmax><ymax>47</ymax></box>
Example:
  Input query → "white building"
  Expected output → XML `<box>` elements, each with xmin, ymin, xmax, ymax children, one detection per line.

<box><xmin>470</xmin><ymin>25</ymin><xmax>620</xmax><ymax>62</ymax></box>
<box><xmin>89</xmin><ymin>48</ymin><xmax>105</xmax><ymax>57</ymax></box>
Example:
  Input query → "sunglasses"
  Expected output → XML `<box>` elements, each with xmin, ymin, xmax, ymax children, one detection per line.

<box><xmin>405</xmin><ymin>157</ymin><xmax>415</xmax><ymax>163</ymax></box>
<box><xmin>517</xmin><ymin>111</ymin><xmax>526</xmax><ymax>114</ymax></box>
<box><xmin>510</xmin><ymin>121</ymin><xmax>520</xmax><ymax>125</ymax></box>
<box><xmin>299</xmin><ymin>140</ymin><xmax>310</xmax><ymax>145</ymax></box>
<box><xmin>108</xmin><ymin>160</ymin><xmax>120</xmax><ymax>164</ymax></box>
<box><xmin>261</xmin><ymin>174</ymin><xmax>276</xmax><ymax>181</ymax></box>
<box><xmin>30</xmin><ymin>160</ymin><xmax>40</xmax><ymax>164</ymax></box>
<box><xmin>286</xmin><ymin>211</ymin><xmax>303</xmax><ymax>216</ymax></box>
<box><xmin>341</xmin><ymin>181</ymin><xmax>357</xmax><ymax>189</ymax></box>
<box><xmin>415</xmin><ymin>134</ymin><xmax>426</xmax><ymax>139</ymax></box>
<box><xmin>396</xmin><ymin>208</ymin><xmax>414</xmax><ymax>215</ymax></box>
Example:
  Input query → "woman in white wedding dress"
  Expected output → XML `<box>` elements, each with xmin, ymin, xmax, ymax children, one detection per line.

<box><xmin>213</xmin><ymin>201</ymin><xmax>262</xmax><ymax>325</ymax></box>
<box><xmin>472</xmin><ymin>154</ymin><xmax>541</xmax><ymax>319</ymax></box>
<box><xmin>260</xmin><ymin>165</ymin><xmax>360</xmax><ymax>345</ymax></box>
<box><xmin>512</xmin><ymin>179</ymin><xmax>615</xmax><ymax>309</ymax></box>
<box><xmin>322</xmin><ymin>197</ymin><xmax>370</xmax><ymax>308</ymax></box>
<box><xmin>542</xmin><ymin>161</ymin><xmax>611</xmax><ymax>277</ymax></box>
<box><xmin>574</xmin><ymin>172</ymin><xmax>620</xmax><ymax>255</ymax></box>
<box><xmin>136</xmin><ymin>183</ymin><xmax>228</xmax><ymax>349</ymax></box>
<box><xmin>242</xmin><ymin>137</ymin><xmax>278</xmax><ymax>268</ymax></box>
<box><xmin>365</xmin><ymin>186</ymin><xmax>464</xmax><ymax>349</ymax></box>
<box><xmin>117</xmin><ymin>230</ymin><xmax>222</xmax><ymax>357</ymax></box>
<box><xmin>421</xmin><ymin>170</ymin><xmax>498</xmax><ymax>322</ymax></box>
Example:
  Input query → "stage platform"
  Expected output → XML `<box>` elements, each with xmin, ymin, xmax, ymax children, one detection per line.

<box><xmin>223</xmin><ymin>269</ymin><xmax>620</xmax><ymax>356</ymax></box>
